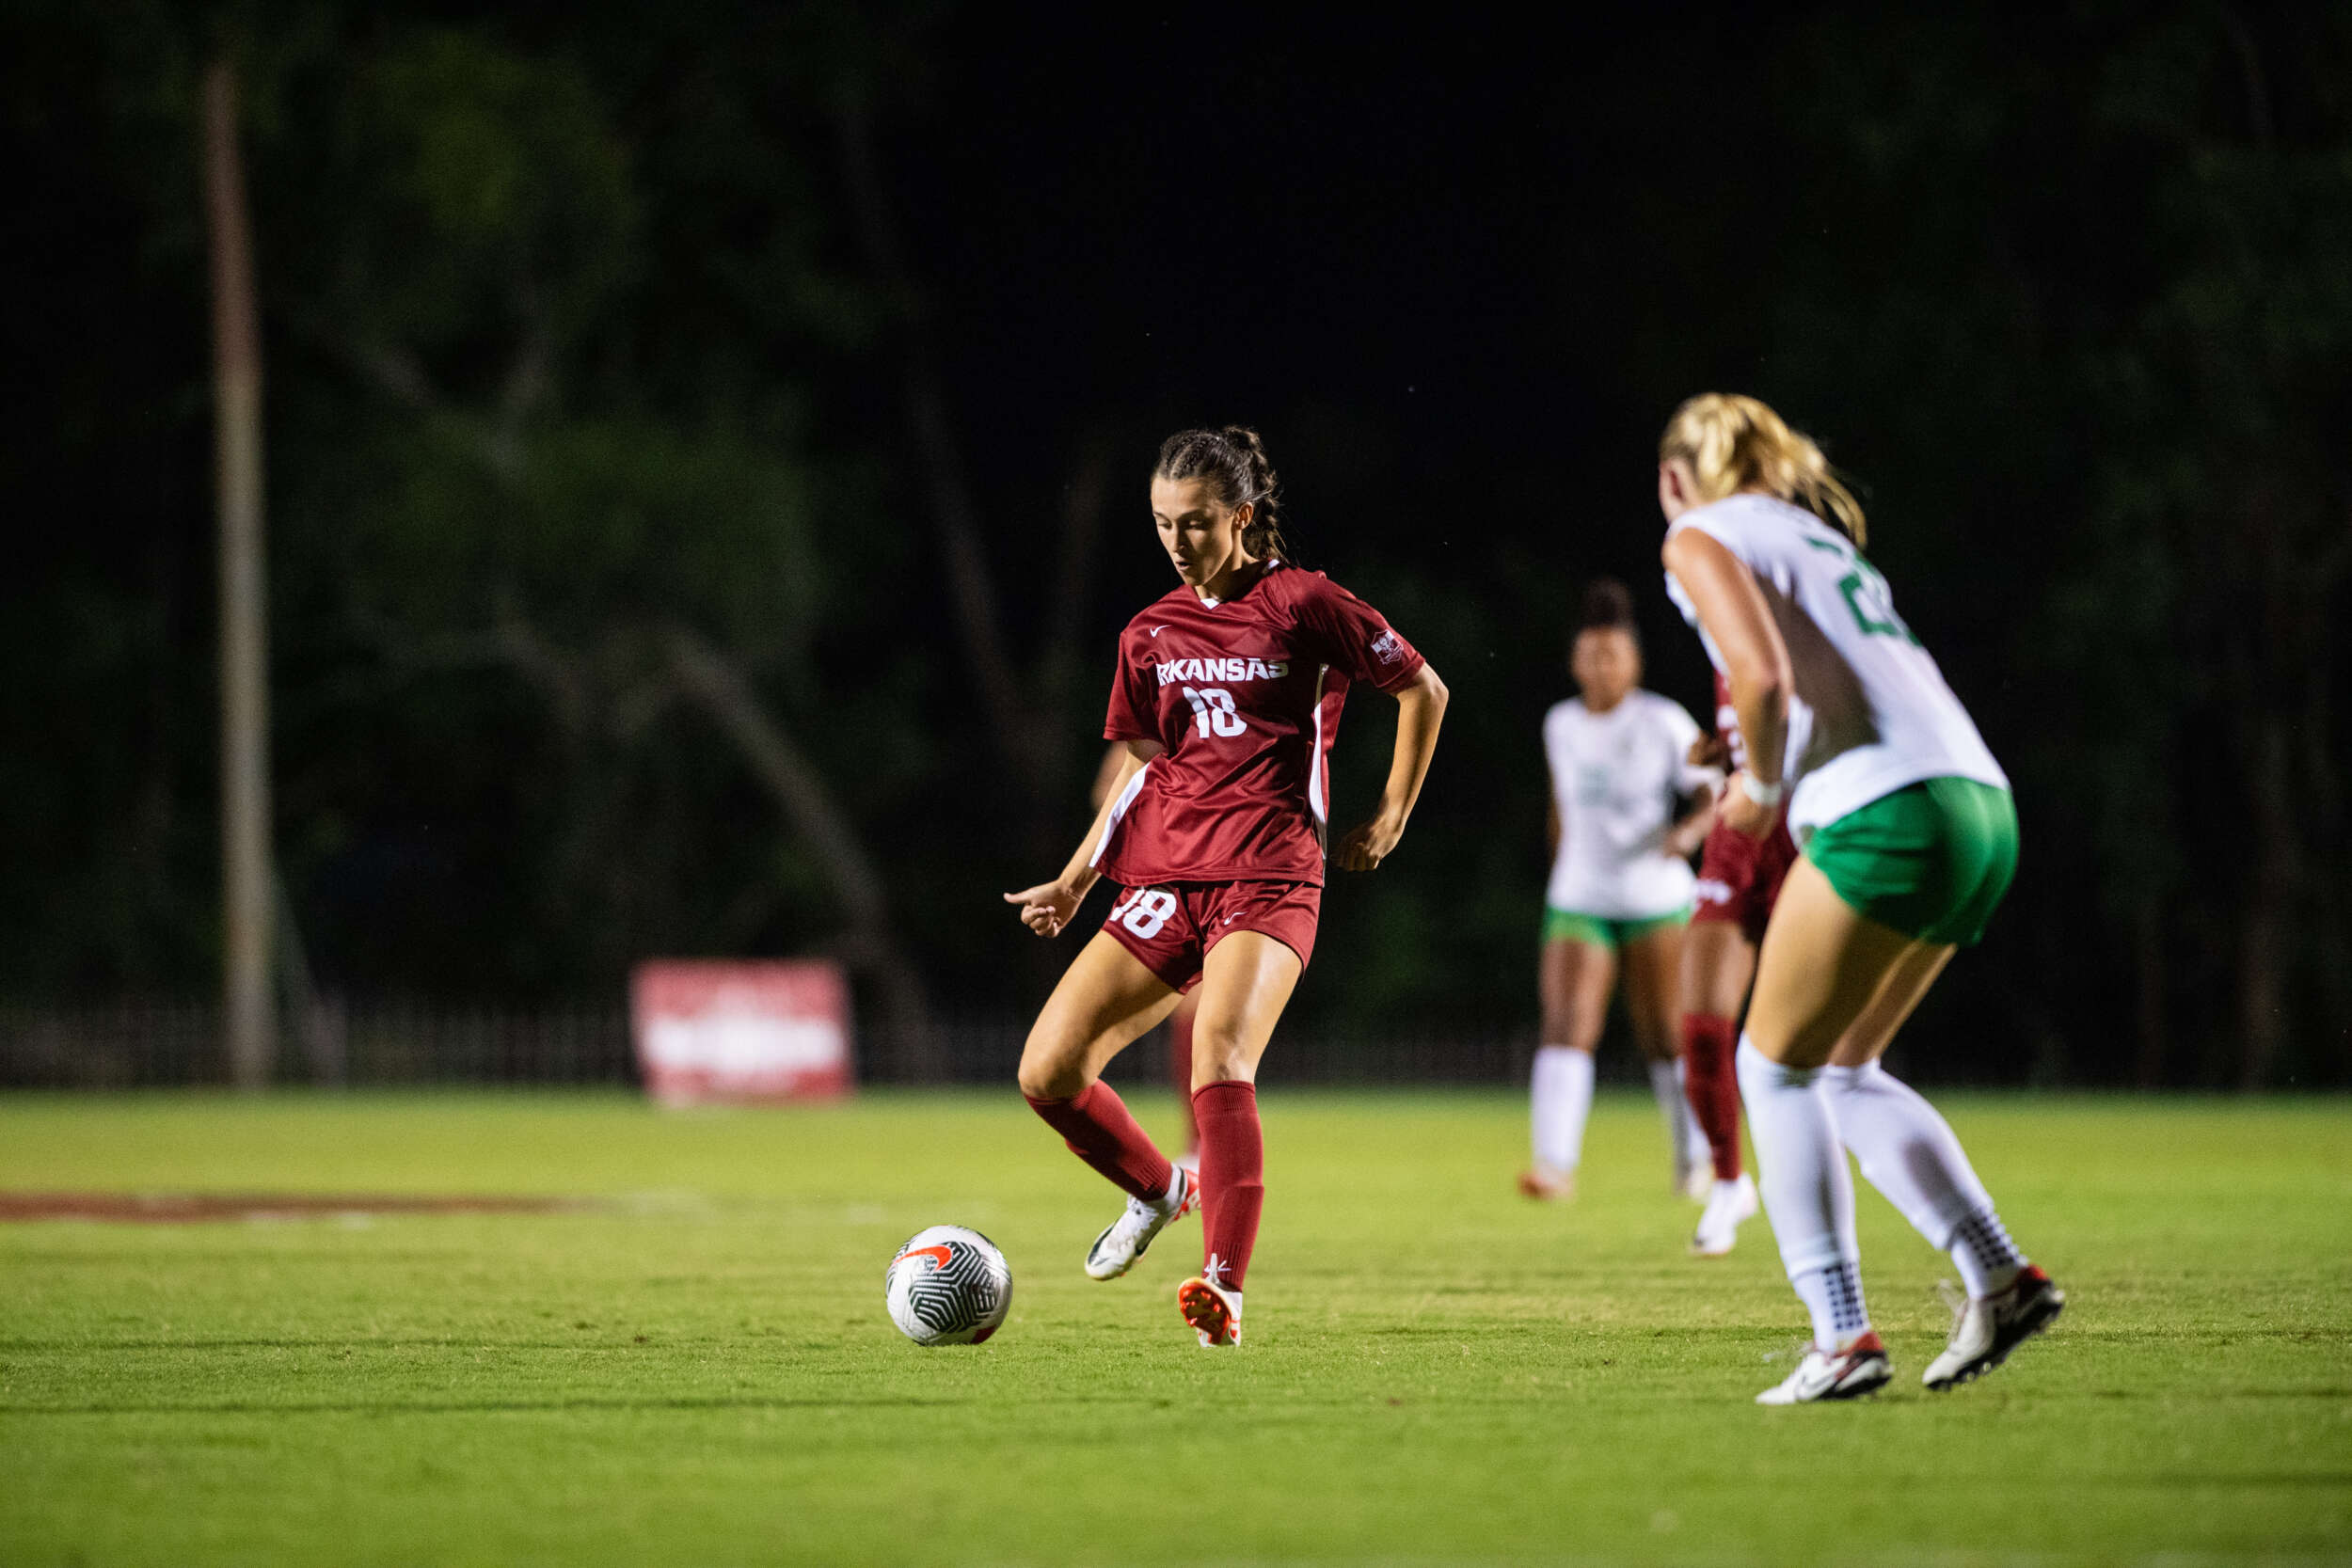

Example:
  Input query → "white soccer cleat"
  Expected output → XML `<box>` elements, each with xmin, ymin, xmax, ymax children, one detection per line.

<box><xmin>1177</xmin><ymin>1274</ymin><xmax>1243</xmax><ymax>1347</ymax></box>
<box><xmin>1756</xmin><ymin>1332</ymin><xmax>1892</xmax><ymax>1404</ymax></box>
<box><xmin>1690</xmin><ymin>1173</ymin><xmax>1760</xmax><ymax>1258</ymax></box>
<box><xmin>1083</xmin><ymin>1166</ymin><xmax>1197</xmax><ymax>1281</ymax></box>
<box><xmin>1923</xmin><ymin>1265</ymin><xmax>2065</xmax><ymax>1390</ymax></box>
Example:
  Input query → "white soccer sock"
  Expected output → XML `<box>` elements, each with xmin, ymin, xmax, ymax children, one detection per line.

<box><xmin>1531</xmin><ymin>1046</ymin><xmax>1594</xmax><ymax>1173</ymax></box>
<box><xmin>1791</xmin><ymin>1260</ymin><xmax>1871</xmax><ymax>1346</ymax></box>
<box><xmin>1820</xmin><ymin>1060</ymin><xmax>2026</xmax><ymax>1298</ymax></box>
<box><xmin>1675</xmin><ymin>1057</ymin><xmax>1711</xmax><ymax>1168</ymax></box>
<box><xmin>1648</xmin><ymin>1058</ymin><xmax>1704</xmax><ymax>1173</ymax></box>
<box><xmin>1736</xmin><ymin>1037</ymin><xmax>1869</xmax><ymax>1344</ymax></box>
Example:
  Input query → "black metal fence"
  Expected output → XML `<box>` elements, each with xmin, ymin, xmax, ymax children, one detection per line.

<box><xmin>0</xmin><ymin>1000</ymin><xmax>2069</xmax><ymax>1091</ymax></box>
<box><xmin>0</xmin><ymin>1000</ymin><xmax>1541</xmax><ymax>1090</ymax></box>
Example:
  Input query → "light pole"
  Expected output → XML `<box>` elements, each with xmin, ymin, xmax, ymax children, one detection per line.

<box><xmin>203</xmin><ymin>58</ymin><xmax>274</xmax><ymax>1089</ymax></box>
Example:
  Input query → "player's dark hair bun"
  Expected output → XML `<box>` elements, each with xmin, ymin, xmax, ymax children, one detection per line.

<box><xmin>1580</xmin><ymin>577</ymin><xmax>1638</xmax><ymax>632</ymax></box>
<box><xmin>1154</xmin><ymin>426</ymin><xmax>1293</xmax><ymax>562</ymax></box>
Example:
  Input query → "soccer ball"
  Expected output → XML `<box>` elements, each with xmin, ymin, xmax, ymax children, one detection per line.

<box><xmin>884</xmin><ymin>1225</ymin><xmax>1012</xmax><ymax>1346</ymax></box>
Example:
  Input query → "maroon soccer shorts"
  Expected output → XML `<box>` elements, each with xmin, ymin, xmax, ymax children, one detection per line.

<box><xmin>1100</xmin><ymin>880</ymin><xmax>1322</xmax><ymax>992</ymax></box>
<box><xmin>1692</xmin><ymin>818</ymin><xmax>1801</xmax><ymax>946</ymax></box>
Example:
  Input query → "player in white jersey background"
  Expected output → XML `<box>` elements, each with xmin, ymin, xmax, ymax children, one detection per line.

<box><xmin>1522</xmin><ymin>579</ymin><xmax>1719</xmax><ymax>1202</ymax></box>
<box><xmin>1656</xmin><ymin>393</ymin><xmax>2063</xmax><ymax>1403</ymax></box>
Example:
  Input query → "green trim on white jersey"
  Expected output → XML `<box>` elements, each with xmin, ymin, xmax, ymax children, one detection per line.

<box><xmin>1663</xmin><ymin>496</ymin><xmax>2007</xmax><ymax>839</ymax></box>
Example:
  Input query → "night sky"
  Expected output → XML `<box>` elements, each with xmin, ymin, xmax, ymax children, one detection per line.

<box><xmin>907</xmin><ymin>8</ymin><xmax>1776</xmax><ymax>639</ymax></box>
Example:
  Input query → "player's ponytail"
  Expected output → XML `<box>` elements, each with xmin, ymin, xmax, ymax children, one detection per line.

<box><xmin>1153</xmin><ymin>425</ymin><xmax>1294</xmax><ymax>562</ymax></box>
<box><xmin>1659</xmin><ymin>393</ymin><xmax>1867</xmax><ymax>546</ymax></box>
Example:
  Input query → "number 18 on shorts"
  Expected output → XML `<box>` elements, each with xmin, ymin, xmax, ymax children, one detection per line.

<box><xmin>1101</xmin><ymin>881</ymin><xmax>1322</xmax><ymax>994</ymax></box>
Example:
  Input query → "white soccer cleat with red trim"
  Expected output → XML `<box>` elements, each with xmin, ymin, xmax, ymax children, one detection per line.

<box><xmin>1084</xmin><ymin>1165</ymin><xmax>1197</xmax><ymax>1281</ymax></box>
<box><xmin>1177</xmin><ymin>1273</ymin><xmax>1243</xmax><ymax>1347</ymax></box>
<box><xmin>1923</xmin><ymin>1265</ymin><xmax>2065</xmax><ymax>1390</ymax></box>
<box><xmin>1755</xmin><ymin>1332</ymin><xmax>1892</xmax><ymax>1404</ymax></box>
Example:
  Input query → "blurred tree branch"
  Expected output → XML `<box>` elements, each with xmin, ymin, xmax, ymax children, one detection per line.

<box><xmin>834</xmin><ymin>88</ymin><xmax>1105</xmax><ymax>874</ymax></box>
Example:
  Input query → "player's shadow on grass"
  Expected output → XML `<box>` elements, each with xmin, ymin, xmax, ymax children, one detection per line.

<box><xmin>4</xmin><ymin>1395</ymin><xmax>1012</xmax><ymax>1417</ymax></box>
<box><xmin>0</xmin><ymin>1338</ymin><xmax>667</xmax><ymax>1353</ymax></box>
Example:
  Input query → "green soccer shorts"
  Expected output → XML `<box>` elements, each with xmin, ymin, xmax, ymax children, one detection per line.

<box><xmin>1540</xmin><ymin>905</ymin><xmax>1692</xmax><ymax>951</ymax></box>
<box><xmin>1803</xmin><ymin>776</ymin><xmax>2018</xmax><ymax>946</ymax></box>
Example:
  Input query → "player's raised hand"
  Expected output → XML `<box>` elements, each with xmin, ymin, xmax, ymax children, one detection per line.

<box><xmin>1335</xmin><ymin>809</ymin><xmax>1406</xmax><ymax>872</ymax></box>
<box><xmin>1004</xmin><ymin>879</ymin><xmax>1084</xmax><ymax>937</ymax></box>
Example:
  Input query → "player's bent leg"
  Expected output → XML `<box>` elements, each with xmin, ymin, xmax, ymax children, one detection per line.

<box><xmin>1017</xmin><ymin>932</ymin><xmax>1183</xmax><ymax>1100</ymax></box>
<box><xmin>1737</xmin><ymin>861</ymin><xmax>1923</xmax><ymax>1394</ymax></box>
<box><xmin>1180</xmin><ymin>931</ymin><xmax>1303</xmax><ymax>1346</ymax></box>
<box><xmin>1743</xmin><ymin>859</ymin><xmax>1922</xmax><ymax>1072</ymax></box>
<box><xmin>1819</xmin><ymin>943</ymin><xmax>2062</xmax><ymax>1387</ymax></box>
<box><xmin>1623</xmin><ymin>921</ymin><xmax>1708</xmax><ymax>1196</ymax></box>
<box><xmin>1678</xmin><ymin>920</ymin><xmax>1756</xmax><ymax>1252</ymax></box>
<box><xmin>1017</xmin><ymin>935</ymin><xmax>1195</xmax><ymax>1278</ymax></box>
<box><xmin>1528</xmin><ymin>937</ymin><xmax>1613</xmax><ymax>1197</ymax></box>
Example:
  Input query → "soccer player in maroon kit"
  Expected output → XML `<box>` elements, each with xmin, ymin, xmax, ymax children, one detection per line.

<box><xmin>1678</xmin><ymin>670</ymin><xmax>1799</xmax><ymax>1256</ymax></box>
<box><xmin>1007</xmin><ymin>426</ymin><xmax>1449</xmax><ymax>1347</ymax></box>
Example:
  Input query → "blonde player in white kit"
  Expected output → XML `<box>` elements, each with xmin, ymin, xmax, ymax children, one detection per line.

<box><xmin>1657</xmin><ymin>393</ymin><xmax>2064</xmax><ymax>1403</ymax></box>
<box><xmin>1522</xmin><ymin>579</ymin><xmax>1719</xmax><ymax>1202</ymax></box>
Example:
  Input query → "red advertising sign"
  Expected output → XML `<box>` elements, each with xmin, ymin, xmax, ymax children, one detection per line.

<box><xmin>630</xmin><ymin>959</ymin><xmax>854</xmax><ymax>1105</ymax></box>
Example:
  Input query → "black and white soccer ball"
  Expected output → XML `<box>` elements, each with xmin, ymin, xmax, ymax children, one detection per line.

<box><xmin>884</xmin><ymin>1225</ymin><xmax>1012</xmax><ymax>1346</ymax></box>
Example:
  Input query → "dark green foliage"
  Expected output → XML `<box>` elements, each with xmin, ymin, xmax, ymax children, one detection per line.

<box><xmin>2</xmin><ymin>5</ymin><xmax>2347</xmax><ymax>1082</ymax></box>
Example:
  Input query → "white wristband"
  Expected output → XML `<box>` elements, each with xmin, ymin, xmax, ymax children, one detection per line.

<box><xmin>1743</xmin><ymin>775</ymin><xmax>1786</xmax><ymax>808</ymax></box>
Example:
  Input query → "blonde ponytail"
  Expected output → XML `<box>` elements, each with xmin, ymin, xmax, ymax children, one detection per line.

<box><xmin>1659</xmin><ymin>393</ymin><xmax>1867</xmax><ymax>546</ymax></box>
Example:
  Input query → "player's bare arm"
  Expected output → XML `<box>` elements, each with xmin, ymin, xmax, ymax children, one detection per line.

<box><xmin>1335</xmin><ymin>662</ymin><xmax>1448</xmax><ymax>872</ymax></box>
<box><xmin>1662</xmin><ymin>779</ymin><xmax>1720</xmax><ymax>859</ymax></box>
<box><xmin>1661</xmin><ymin>526</ymin><xmax>1788</xmax><ymax>839</ymax></box>
<box><xmin>1005</xmin><ymin>739</ymin><xmax>1166</xmax><ymax>936</ymax></box>
<box><xmin>1689</xmin><ymin>729</ymin><xmax>1734</xmax><ymax>771</ymax></box>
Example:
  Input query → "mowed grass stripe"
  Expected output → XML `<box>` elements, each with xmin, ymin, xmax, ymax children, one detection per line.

<box><xmin>0</xmin><ymin>1090</ymin><xmax>2345</xmax><ymax>1566</ymax></box>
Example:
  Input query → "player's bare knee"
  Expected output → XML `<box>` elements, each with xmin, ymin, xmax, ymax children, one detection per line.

<box><xmin>1015</xmin><ymin>1037</ymin><xmax>1088</xmax><ymax>1101</ymax></box>
<box><xmin>1186</xmin><ymin>1029</ymin><xmax>1257</xmax><ymax>1086</ymax></box>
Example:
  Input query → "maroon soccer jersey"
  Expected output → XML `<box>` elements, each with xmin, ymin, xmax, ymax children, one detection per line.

<box><xmin>1094</xmin><ymin>561</ymin><xmax>1424</xmax><ymax>886</ymax></box>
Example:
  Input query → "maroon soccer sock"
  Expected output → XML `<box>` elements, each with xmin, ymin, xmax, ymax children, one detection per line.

<box><xmin>1192</xmin><ymin>1080</ymin><xmax>1263</xmax><ymax>1291</ymax></box>
<box><xmin>1025</xmin><ymin>1080</ymin><xmax>1175</xmax><ymax>1203</ymax></box>
<box><xmin>1681</xmin><ymin>1013</ymin><xmax>1743</xmax><ymax>1180</ymax></box>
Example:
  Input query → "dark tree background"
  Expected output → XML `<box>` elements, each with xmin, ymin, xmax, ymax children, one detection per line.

<box><xmin>6</xmin><ymin>2</ymin><xmax>2347</xmax><ymax>1085</ymax></box>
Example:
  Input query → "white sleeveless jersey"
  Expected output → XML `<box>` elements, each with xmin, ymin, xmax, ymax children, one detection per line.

<box><xmin>1663</xmin><ymin>495</ymin><xmax>2007</xmax><ymax>837</ymax></box>
<box><xmin>1543</xmin><ymin>689</ymin><xmax>1714</xmax><ymax>918</ymax></box>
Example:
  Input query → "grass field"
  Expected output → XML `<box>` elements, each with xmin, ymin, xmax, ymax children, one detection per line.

<box><xmin>2</xmin><ymin>1089</ymin><xmax>2347</xmax><ymax>1566</ymax></box>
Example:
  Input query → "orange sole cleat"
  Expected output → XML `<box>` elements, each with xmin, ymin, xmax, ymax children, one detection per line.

<box><xmin>1176</xmin><ymin>1275</ymin><xmax>1242</xmax><ymax>1347</ymax></box>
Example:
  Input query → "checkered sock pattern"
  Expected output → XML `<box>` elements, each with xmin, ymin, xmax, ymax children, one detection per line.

<box><xmin>1793</xmin><ymin>1260</ymin><xmax>1871</xmax><ymax>1344</ymax></box>
<box><xmin>1950</xmin><ymin>1207</ymin><xmax>2026</xmax><ymax>1298</ymax></box>
<box><xmin>1820</xmin><ymin>1059</ymin><xmax>2026</xmax><ymax>1296</ymax></box>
